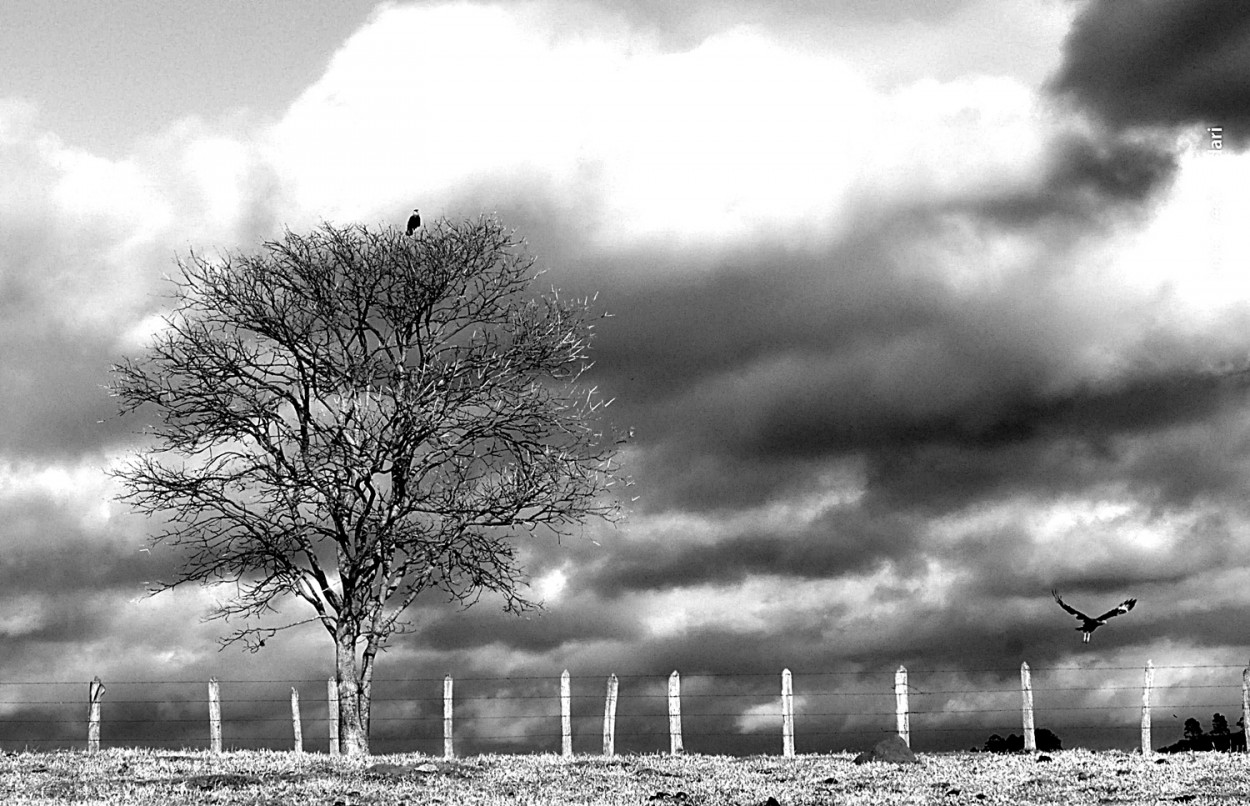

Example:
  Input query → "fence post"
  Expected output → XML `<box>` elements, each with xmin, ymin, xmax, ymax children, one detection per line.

<box><xmin>603</xmin><ymin>674</ymin><xmax>619</xmax><ymax>756</ymax></box>
<box><xmin>291</xmin><ymin>687</ymin><xmax>303</xmax><ymax>753</ymax></box>
<box><xmin>208</xmin><ymin>677</ymin><xmax>222</xmax><ymax>753</ymax></box>
<box><xmin>87</xmin><ymin>677</ymin><xmax>105</xmax><ymax>753</ymax></box>
<box><xmin>781</xmin><ymin>668</ymin><xmax>795</xmax><ymax>758</ymax></box>
<box><xmin>443</xmin><ymin>674</ymin><xmax>454</xmax><ymax>759</ymax></box>
<box><xmin>895</xmin><ymin>666</ymin><xmax>910</xmax><ymax>747</ymax></box>
<box><xmin>668</xmin><ymin>670</ymin><xmax>683</xmax><ymax>755</ymax></box>
<box><xmin>1242</xmin><ymin>664</ymin><xmax>1249</xmax><ymax>754</ymax></box>
<box><xmin>1141</xmin><ymin>660</ymin><xmax>1154</xmax><ymax>757</ymax></box>
<box><xmin>327</xmin><ymin>678</ymin><xmax>340</xmax><ymax>756</ymax></box>
<box><xmin>1021</xmin><ymin>662</ymin><xmax>1036</xmax><ymax>752</ymax></box>
<box><xmin>561</xmin><ymin>669</ymin><xmax>573</xmax><ymax>758</ymax></box>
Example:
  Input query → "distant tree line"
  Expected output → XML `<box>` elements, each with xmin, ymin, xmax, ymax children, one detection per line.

<box><xmin>1159</xmin><ymin>713</ymin><xmax>1247</xmax><ymax>753</ymax></box>
<box><xmin>977</xmin><ymin>713</ymin><xmax>1250</xmax><ymax>754</ymax></box>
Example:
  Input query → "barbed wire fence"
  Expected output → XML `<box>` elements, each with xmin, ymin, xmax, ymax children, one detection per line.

<box><xmin>0</xmin><ymin>662</ymin><xmax>1247</xmax><ymax>756</ymax></box>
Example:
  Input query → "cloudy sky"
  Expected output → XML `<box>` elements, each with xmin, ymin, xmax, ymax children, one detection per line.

<box><xmin>2</xmin><ymin>0</ymin><xmax>1250</xmax><ymax>755</ymax></box>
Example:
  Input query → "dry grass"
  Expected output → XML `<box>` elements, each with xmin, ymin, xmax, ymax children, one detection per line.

<box><xmin>0</xmin><ymin>747</ymin><xmax>1247</xmax><ymax>805</ymax></box>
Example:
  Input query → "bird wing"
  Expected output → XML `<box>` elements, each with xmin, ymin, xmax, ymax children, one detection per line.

<box><xmin>1094</xmin><ymin>598</ymin><xmax>1137</xmax><ymax>622</ymax></box>
<box><xmin>1052</xmin><ymin>589</ymin><xmax>1090</xmax><ymax>620</ymax></box>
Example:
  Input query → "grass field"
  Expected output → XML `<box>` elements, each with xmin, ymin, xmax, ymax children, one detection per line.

<box><xmin>1</xmin><ymin>747</ymin><xmax>1247</xmax><ymax>805</ymax></box>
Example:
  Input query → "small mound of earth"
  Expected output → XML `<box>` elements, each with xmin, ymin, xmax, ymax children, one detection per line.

<box><xmin>853</xmin><ymin>735</ymin><xmax>919</xmax><ymax>765</ymax></box>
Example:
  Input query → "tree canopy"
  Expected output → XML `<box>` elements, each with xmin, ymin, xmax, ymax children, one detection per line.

<box><xmin>111</xmin><ymin>216</ymin><xmax>623</xmax><ymax>753</ymax></box>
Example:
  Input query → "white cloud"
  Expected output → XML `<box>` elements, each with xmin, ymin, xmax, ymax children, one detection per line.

<box><xmin>0</xmin><ymin>459</ymin><xmax>121</xmax><ymax>531</ymax></box>
<box><xmin>180</xmin><ymin>136</ymin><xmax>256</xmax><ymax>230</ymax></box>
<box><xmin>736</xmin><ymin>693</ymin><xmax>808</xmax><ymax>734</ymax></box>
<box><xmin>0</xmin><ymin>100</ymin><xmax>284</xmax><ymax>347</ymax></box>
<box><xmin>536</xmin><ymin>566</ymin><xmax>570</xmax><ymax>603</ymax></box>
<box><xmin>1101</xmin><ymin>144</ymin><xmax>1250</xmax><ymax>330</ymax></box>
<box><xmin>50</xmin><ymin>146</ymin><xmax>167</xmax><ymax>235</ymax></box>
<box><xmin>264</xmin><ymin>3</ymin><xmax>1061</xmax><ymax>257</ymax></box>
<box><xmin>637</xmin><ymin>563</ymin><xmax>953</xmax><ymax>642</ymax></box>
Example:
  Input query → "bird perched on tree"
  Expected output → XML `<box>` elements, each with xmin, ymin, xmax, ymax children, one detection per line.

<box><xmin>1052</xmin><ymin>589</ymin><xmax>1137</xmax><ymax>643</ymax></box>
<box><xmin>406</xmin><ymin>208</ymin><xmax>421</xmax><ymax>235</ymax></box>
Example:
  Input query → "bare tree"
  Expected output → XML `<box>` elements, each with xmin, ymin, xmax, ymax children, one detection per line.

<box><xmin>111</xmin><ymin>216</ymin><xmax>622</xmax><ymax>755</ymax></box>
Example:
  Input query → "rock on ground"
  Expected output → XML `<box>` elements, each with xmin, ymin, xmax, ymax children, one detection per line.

<box><xmin>853</xmin><ymin>735</ymin><xmax>919</xmax><ymax>765</ymax></box>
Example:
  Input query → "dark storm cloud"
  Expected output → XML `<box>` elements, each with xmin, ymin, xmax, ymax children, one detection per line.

<box><xmin>1045</xmin><ymin>134</ymin><xmax>1179</xmax><ymax>206</ymax></box>
<box><xmin>580</xmin><ymin>196</ymin><xmax>1250</xmax><ymax>517</ymax></box>
<box><xmin>0</xmin><ymin>325</ymin><xmax>129</xmax><ymax>459</ymax></box>
<box><xmin>0</xmin><ymin>491</ymin><xmax>156</xmax><ymax>599</ymax></box>
<box><xmin>578</xmin><ymin>507</ymin><xmax>923</xmax><ymax>598</ymax></box>
<box><xmin>410</xmin><ymin>593</ymin><xmax>647</xmax><ymax>653</ymax></box>
<box><xmin>1014</xmin><ymin>367</ymin><xmax>1250</xmax><ymax>448</ymax></box>
<box><xmin>939</xmin><ymin>509</ymin><xmax>1239</xmax><ymax>608</ymax></box>
<box><xmin>858</xmin><ymin>366</ymin><xmax>1250</xmax><ymax>514</ymax></box>
<box><xmin>507</xmin><ymin>510</ymin><xmax>1245</xmax><ymax>682</ymax></box>
<box><xmin>972</xmin><ymin>131</ymin><xmax>1179</xmax><ymax>226</ymax></box>
<box><xmin>578</xmin><ymin>229</ymin><xmax>963</xmax><ymax>513</ymax></box>
<box><xmin>0</xmin><ymin>140</ymin><xmax>163</xmax><ymax>461</ymax></box>
<box><xmin>1052</xmin><ymin>0</ymin><xmax>1250</xmax><ymax>147</ymax></box>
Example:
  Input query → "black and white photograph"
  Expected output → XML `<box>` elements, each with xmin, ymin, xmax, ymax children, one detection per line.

<box><xmin>1</xmin><ymin>0</ymin><xmax>1249</xmax><ymax>802</ymax></box>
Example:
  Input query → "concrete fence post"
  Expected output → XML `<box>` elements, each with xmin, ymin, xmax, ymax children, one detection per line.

<box><xmin>87</xmin><ymin>677</ymin><xmax>105</xmax><ymax>753</ymax></box>
<box><xmin>781</xmin><ymin>668</ymin><xmax>795</xmax><ymax>757</ymax></box>
<box><xmin>895</xmin><ymin>666</ymin><xmax>910</xmax><ymax>747</ymax></box>
<box><xmin>561</xmin><ymin>670</ymin><xmax>573</xmax><ymax>758</ymax></box>
<box><xmin>1021</xmin><ymin>662</ymin><xmax>1036</xmax><ymax>752</ymax></box>
<box><xmin>603</xmin><ymin>674</ymin><xmax>619</xmax><ymax>756</ymax></box>
<box><xmin>1242</xmin><ymin>664</ymin><xmax>1250</xmax><ymax>754</ymax></box>
<box><xmin>443</xmin><ymin>675</ymin><xmax>455</xmax><ymax>759</ymax></box>
<box><xmin>290</xmin><ymin>687</ymin><xmax>303</xmax><ymax>753</ymax></box>
<box><xmin>668</xmin><ymin>671</ymin><xmax>683</xmax><ymax>755</ymax></box>
<box><xmin>208</xmin><ymin>677</ymin><xmax>222</xmax><ymax>753</ymax></box>
<box><xmin>327</xmin><ymin>678</ymin><xmax>339</xmax><ymax>756</ymax></box>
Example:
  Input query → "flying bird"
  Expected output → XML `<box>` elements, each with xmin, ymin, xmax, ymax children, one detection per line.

<box><xmin>406</xmin><ymin>208</ymin><xmax>421</xmax><ymax>235</ymax></box>
<box><xmin>1052</xmin><ymin>589</ymin><xmax>1137</xmax><ymax>643</ymax></box>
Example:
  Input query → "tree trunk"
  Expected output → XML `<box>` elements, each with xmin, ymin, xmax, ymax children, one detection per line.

<box><xmin>335</xmin><ymin>631</ymin><xmax>371</xmax><ymax>755</ymax></box>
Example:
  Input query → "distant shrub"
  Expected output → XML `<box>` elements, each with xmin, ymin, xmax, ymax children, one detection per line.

<box><xmin>981</xmin><ymin>728</ymin><xmax>1063</xmax><ymax>753</ymax></box>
